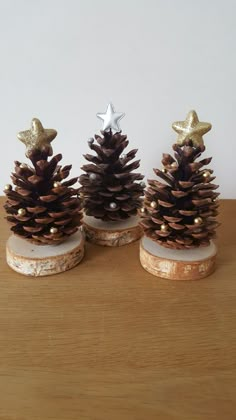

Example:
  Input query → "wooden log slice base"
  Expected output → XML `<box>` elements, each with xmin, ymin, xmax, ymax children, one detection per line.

<box><xmin>83</xmin><ymin>215</ymin><xmax>142</xmax><ymax>247</ymax></box>
<box><xmin>140</xmin><ymin>236</ymin><xmax>217</xmax><ymax>280</ymax></box>
<box><xmin>6</xmin><ymin>231</ymin><xmax>85</xmax><ymax>277</ymax></box>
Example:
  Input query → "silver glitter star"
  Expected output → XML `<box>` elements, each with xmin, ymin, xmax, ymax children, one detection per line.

<box><xmin>97</xmin><ymin>103</ymin><xmax>125</xmax><ymax>132</ymax></box>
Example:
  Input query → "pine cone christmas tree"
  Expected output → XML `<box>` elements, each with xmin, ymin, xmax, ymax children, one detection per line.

<box><xmin>4</xmin><ymin>118</ymin><xmax>82</xmax><ymax>245</ymax></box>
<box><xmin>140</xmin><ymin>111</ymin><xmax>220</xmax><ymax>250</ymax></box>
<box><xmin>79</xmin><ymin>104</ymin><xmax>145</xmax><ymax>222</ymax></box>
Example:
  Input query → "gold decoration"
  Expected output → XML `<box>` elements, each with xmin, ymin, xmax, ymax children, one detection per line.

<box><xmin>140</xmin><ymin>207</ymin><xmax>146</xmax><ymax>214</ymax></box>
<box><xmin>4</xmin><ymin>184</ymin><xmax>12</xmax><ymax>191</ymax></box>
<box><xmin>50</xmin><ymin>227</ymin><xmax>58</xmax><ymax>234</ymax></box>
<box><xmin>203</xmin><ymin>170</ymin><xmax>211</xmax><ymax>179</ymax></box>
<box><xmin>171</xmin><ymin>162</ymin><xmax>178</xmax><ymax>168</ymax></box>
<box><xmin>17</xmin><ymin>118</ymin><xmax>57</xmax><ymax>158</ymax></box>
<box><xmin>161</xmin><ymin>168</ymin><xmax>167</xmax><ymax>173</ymax></box>
<box><xmin>194</xmin><ymin>217</ymin><xmax>203</xmax><ymax>225</ymax></box>
<box><xmin>19</xmin><ymin>163</ymin><xmax>28</xmax><ymax>169</ymax></box>
<box><xmin>18</xmin><ymin>208</ymin><xmax>26</xmax><ymax>216</ymax></box>
<box><xmin>53</xmin><ymin>181</ymin><xmax>61</xmax><ymax>188</ymax></box>
<box><xmin>150</xmin><ymin>201</ymin><xmax>157</xmax><ymax>209</ymax></box>
<box><xmin>172</xmin><ymin>110</ymin><xmax>212</xmax><ymax>148</ymax></box>
<box><xmin>160</xmin><ymin>223</ymin><xmax>168</xmax><ymax>231</ymax></box>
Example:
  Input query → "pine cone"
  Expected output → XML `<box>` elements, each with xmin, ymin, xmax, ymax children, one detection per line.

<box><xmin>4</xmin><ymin>150</ymin><xmax>82</xmax><ymax>245</ymax></box>
<box><xmin>79</xmin><ymin>130</ymin><xmax>145</xmax><ymax>221</ymax></box>
<box><xmin>140</xmin><ymin>140</ymin><xmax>220</xmax><ymax>249</ymax></box>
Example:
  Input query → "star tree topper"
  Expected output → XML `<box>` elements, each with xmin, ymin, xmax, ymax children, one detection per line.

<box><xmin>17</xmin><ymin>118</ymin><xmax>57</xmax><ymax>157</ymax></box>
<box><xmin>172</xmin><ymin>110</ymin><xmax>212</xmax><ymax>148</ymax></box>
<box><xmin>97</xmin><ymin>103</ymin><xmax>125</xmax><ymax>132</ymax></box>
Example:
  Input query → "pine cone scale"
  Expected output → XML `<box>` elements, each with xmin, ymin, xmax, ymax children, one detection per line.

<box><xmin>35</xmin><ymin>217</ymin><xmax>54</xmax><ymax>224</ymax></box>
<box><xmin>15</xmin><ymin>188</ymin><xmax>32</xmax><ymax>197</ymax></box>
<box><xmin>158</xmin><ymin>200</ymin><xmax>175</xmax><ymax>208</ymax></box>
<box><xmin>23</xmin><ymin>226</ymin><xmax>44</xmax><ymax>233</ymax></box>
<box><xmin>168</xmin><ymin>223</ymin><xmax>185</xmax><ymax>230</ymax></box>
<box><xmin>26</xmin><ymin>206</ymin><xmax>47</xmax><ymax>213</ymax></box>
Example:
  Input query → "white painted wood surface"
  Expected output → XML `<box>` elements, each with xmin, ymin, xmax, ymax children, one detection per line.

<box><xmin>6</xmin><ymin>231</ymin><xmax>85</xmax><ymax>277</ymax></box>
<box><xmin>83</xmin><ymin>215</ymin><xmax>140</xmax><ymax>230</ymax></box>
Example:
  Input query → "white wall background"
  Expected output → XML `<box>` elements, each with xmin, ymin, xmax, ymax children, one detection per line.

<box><xmin>0</xmin><ymin>0</ymin><xmax>235</xmax><ymax>197</ymax></box>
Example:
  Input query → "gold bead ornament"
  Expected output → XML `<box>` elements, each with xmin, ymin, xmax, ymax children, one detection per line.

<box><xmin>150</xmin><ymin>201</ymin><xmax>157</xmax><ymax>209</ymax></box>
<box><xmin>53</xmin><ymin>181</ymin><xmax>61</xmax><ymax>188</ymax></box>
<box><xmin>160</xmin><ymin>223</ymin><xmax>168</xmax><ymax>231</ymax></box>
<box><xmin>18</xmin><ymin>208</ymin><xmax>26</xmax><ymax>216</ymax></box>
<box><xmin>203</xmin><ymin>170</ymin><xmax>211</xmax><ymax>180</ymax></box>
<box><xmin>140</xmin><ymin>207</ymin><xmax>146</xmax><ymax>214</ymax></box>
<box><xmin>194</xmin><ymin>217</ymin><xmax>203</xmax><ymax>225</ymax></box>
<box><xmin>4</xmin><ymin>184</ymin><xmax>12</xmax><ymax>191</ymax></box>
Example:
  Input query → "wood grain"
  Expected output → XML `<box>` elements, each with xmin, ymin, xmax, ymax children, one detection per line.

<box><xmin>0</xmin><ymin>197</ymin><xmax>235</xmax><ymax>420</ymax></box>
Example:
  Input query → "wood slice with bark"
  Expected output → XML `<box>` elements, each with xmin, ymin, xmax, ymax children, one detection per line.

<box><xmin>6</xmin><ymin>231</ymin><xmax>85</xmax><ymax>277</ymax></box>
<box><xmin>83</xmin><ymin>215</ymin><xmax>142</xmax><ymax>246</ymax></box>
<box><xmin>140</xmin><ymin>235</ymin><xmax>217</xmax><ymax>280</ymax></box>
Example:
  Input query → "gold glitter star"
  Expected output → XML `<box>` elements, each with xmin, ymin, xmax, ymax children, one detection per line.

<box><xmin>172</xmin><ymin>110</ymin><xmax>212</xmax><ymax>147</ymax></box>
<box><xmin>17</xmin><ymin>118</ymin><xmax>57</xmax><ymax>157</ymax></box>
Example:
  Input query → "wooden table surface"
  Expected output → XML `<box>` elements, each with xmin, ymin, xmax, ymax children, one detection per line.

<box><xmin>0</xmin><ymin>197</ymin><xmax>235</xmax><ymax>420</ymax></box>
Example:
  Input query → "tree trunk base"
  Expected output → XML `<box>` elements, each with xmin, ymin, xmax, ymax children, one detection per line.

<box><xmin>6</xmin><ymin>231</ymin><xmax>85</xmax><ymax>277</ymax></box>
<box><xmin>140</xmin><ymin>236</ymin><xmax>217</xmax><ymax>280</ymax></box>
<box><xmin>83</xmin><ymin>215</ymin><xmax>142</xmax><ymax>246</ymax></box>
